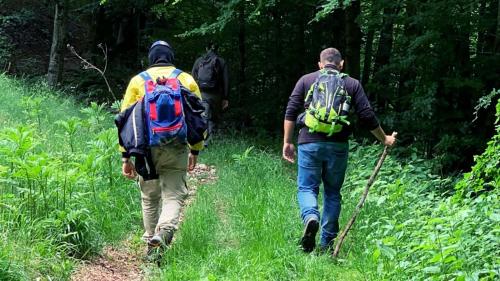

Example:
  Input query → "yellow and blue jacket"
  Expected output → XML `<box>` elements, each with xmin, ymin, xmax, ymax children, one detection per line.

<box><xmin>121</xmin><ymin>65</ymin><xmax>204</xmax><ymax>153</ymax></box>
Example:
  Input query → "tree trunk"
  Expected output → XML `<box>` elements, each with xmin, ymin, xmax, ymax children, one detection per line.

<box><xmin>372</xmin><ymin>6</ymin><xmax>397</xmax><ymax>107</ymax></box>
<box><xmin>116</xmin><ymin>18</ymin><xmax>128</xmax><ymax>47</ymax></box>
<box><xmin>495</xmin><ymin>0</ymin><xmax>500</xmax><ymax>52</ymax></box>
<box><xmin>47</xmin><ymin>0</ymin><xmax>67</xmax><ymax>88</ymax></box>
<box><xmin>373</xmin><ymin>7</ymin><xmax>395</xmax><ymax>72</ymax></box>
<box><xmin>92</xmin><ymin>5</ymin><xmax>106</xmax><ymax>48</ymax></box>
<box><xmin>455</xmin><ymin>28</ymin><xmax>472</xmax><ymax>77</ymax></box>
<box><xmin>238</xmin><ymin>2</ymin><xmax>246</xmax><ymax>99</ymax></box>
<box><xmin>329</xmin><ymin>5</ymin><xmax>346</xmax><ymax>52</ymax></box>
<box><xmin>345</xmin><ymin>0</ymin><xmax>361</xmax><ymax>78</ymax></box>
<box><xmin>297</xmin><ymin>3</ymin><xmax>306</xmax><ymax>75</ymax></box>
<box><xmin>397</xmin><ymin>1</ymin><xmax>419</xmax><ymax>106</ymax></box>
<box><xmin>483</xmin><ymin>0</ymin><xmax>498</xmax><ymax>53</ymax></box>
<box><xmin>271</xmin><ymin>7</ymin><xmax>283</xmax><ymax>98</ymax></box>
<box><xmin>361</xmin><ymin>28</ymin><xmax>374</xmax><ymax>85</ymax></box>
<box><xmin>476</xmin><ymin>0</ymin><xmax>487</xmax><ymax>55</ymax></box>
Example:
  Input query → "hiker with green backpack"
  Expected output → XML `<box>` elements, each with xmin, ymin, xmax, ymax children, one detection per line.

<box><xmin>283</xmin><ymin>48</ymin><xmax>397</xmax><ymax>253</ymax></box>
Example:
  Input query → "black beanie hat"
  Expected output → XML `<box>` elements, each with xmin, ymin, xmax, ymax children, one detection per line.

<box><xmin>148</xmin><ymin>40</ymin><xmax>174</xmax><ymax>65</ymax></box>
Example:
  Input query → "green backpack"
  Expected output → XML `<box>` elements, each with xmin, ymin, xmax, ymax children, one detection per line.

<box><xmin>304</xmin><ymin>69</ymin><xmax>351</xmax><ymax>136</ymax></box>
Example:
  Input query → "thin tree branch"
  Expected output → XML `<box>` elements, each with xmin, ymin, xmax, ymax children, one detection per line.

<box><xmin>67</xmin><ymin>44</ymin><xmax>116</xmax><ymax>100</ymax></box>
<box><xmin>98</xmin><ymin>43</ymin><xmax>108</xmax><ymax>74</ymax></box>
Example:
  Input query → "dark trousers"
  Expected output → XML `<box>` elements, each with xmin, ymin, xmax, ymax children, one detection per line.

<box><xmin>201</xmin><ymin>91</ymin><xmax>222</xmax><ymax>144</ymax></box>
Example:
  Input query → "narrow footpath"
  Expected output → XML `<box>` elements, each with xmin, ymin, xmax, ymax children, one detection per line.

<box><xmin>70</xmin><ymin>164</ymin><xmax>218</xmax><ymax>281</ymax></box>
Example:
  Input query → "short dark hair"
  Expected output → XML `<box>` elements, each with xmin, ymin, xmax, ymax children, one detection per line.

<box><xmin>320</xmin><ymin>48</ymin><xmax>342</xmax><ymax>65</ymax></box>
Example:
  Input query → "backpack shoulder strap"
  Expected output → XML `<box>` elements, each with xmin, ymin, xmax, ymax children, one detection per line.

<box><xmin>139</xmin><ymin>71</ymin><xmax>155</xmax><ymax>94</ymax></box>
<box><xmin>169</xmin><ymin>68</ymin><xmax>182</xmax><ymax>79</ymax></box>
<box><xmin>139</xmin><ymin>71</ymin><xmax>152</xmax><ymax>82</ymax></box>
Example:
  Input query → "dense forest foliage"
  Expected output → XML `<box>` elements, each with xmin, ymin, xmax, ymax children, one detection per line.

<box><xmin>1</xmin><ymin>0</ymin><xmax>499</xmax><ymax>174</ymax></box>
<box><xmin>1</xmin><ymin>1</ymin><xmax>499</xmax><ymax>280</ymax></box>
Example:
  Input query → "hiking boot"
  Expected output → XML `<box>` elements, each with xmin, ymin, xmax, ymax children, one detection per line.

<box><xmin>148</xmin><ymin>229</ymin><xmax>173</xmax><ymax>248</ymax></box>
<box><xmin>300</xmin><ymin>217</ymin><xmax>319</xmax><ymax>253</ymax></box>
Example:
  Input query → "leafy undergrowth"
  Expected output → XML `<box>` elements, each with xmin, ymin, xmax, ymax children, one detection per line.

<box><xmin>0</xmin><ymin>74</ymin><xmax>497</xmax><ymax>280</ymax></box>
<box><xmin>150</xmin><ymin>134</ymin><xmax>498</xmax><ymax>280</ymax></box>
<box><xmin>0</xmin><ymin>75</ymin><xmax>141</xmax><ymax>280</ymax></box>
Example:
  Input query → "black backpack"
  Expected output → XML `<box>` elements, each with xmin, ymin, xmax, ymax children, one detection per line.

<box><xmin>196</xmin><ymin>55</ymin><xmax>219</xmax><ymax>90</ymax></box>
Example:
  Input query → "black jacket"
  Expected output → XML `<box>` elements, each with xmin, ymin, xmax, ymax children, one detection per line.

<box><xmin>115</xmin><ymin>101</ymin><xmax>158</xmax><ymax>180</ymax></box>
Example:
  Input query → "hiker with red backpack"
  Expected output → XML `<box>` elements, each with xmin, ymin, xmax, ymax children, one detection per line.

<box><xmin>117</xmin><ymin>40</ymin><xmax>205</xmax><ymax>257</ymax></box>
<box><xmin>283</xmin><ymin>48</ymin><xmax>397</xmax><ymax>253</ymax></box>
<box><xmin>192</xmin><ymin>42</ymin><xmax>229</xmax><ymax>146</ymax></box>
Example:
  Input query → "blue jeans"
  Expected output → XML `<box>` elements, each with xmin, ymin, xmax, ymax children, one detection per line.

<box><xmin>297</xmin><ymin>142</ymin><xmax>349</xmax><ymax>247</ymax></box>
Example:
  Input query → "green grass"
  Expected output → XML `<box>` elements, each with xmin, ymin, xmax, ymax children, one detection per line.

<box><xmin>0</xmin><ymin>75</ymin><xmax>142</xmax><ymax>280</ymax></box>
<box><xmin>149</xmin><ymin>138</ymin><xmax>375</xmax><ymax>280</ymax></box>
<box><xmin>150</xmin><ymin>136</ymin><xmax>498</xmax><ymax>280</ymax></box>
<box><xmin>0</xmin><ymin>74</ymin><xmax>497</xmax><ymax>280</ymax></box>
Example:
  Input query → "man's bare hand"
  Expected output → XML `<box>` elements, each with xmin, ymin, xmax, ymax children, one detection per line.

<box><xmin>282</xmin><ymin>143</ymin><xmax>296</xmax><ymax>163</ymax></box>
<box><xmin>188</xmin><ymin>153</ymin><xmax>198</xmax><ymax>171</ymax></box>
<box><xmin>384</xmin><ymin>132</ymin><xmax>398</xmax><ymax>147</ymax></box>
<box><xmin>122</xmin><ymin>162</ymin><xmax>137</xmax><ymax>179</ymax></box>
<box><xmin>222</xmin><ymin>99</ymin><xmax>229</xmax><ymax>110</ymax></box>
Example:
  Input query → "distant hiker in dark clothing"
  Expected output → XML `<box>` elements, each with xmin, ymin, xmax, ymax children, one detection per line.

<box><xmin>192</xmin><ymin>42</ymin><xmax>229</xmax><ymax>146</ymax></box>
<box><xmin>283</xmin><ymin>48</ymin><xmax>397</xmax><ymax>253</ymax></box>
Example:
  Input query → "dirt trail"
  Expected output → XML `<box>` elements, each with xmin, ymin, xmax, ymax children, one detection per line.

<box><xmin>71</xmin><ymin>164</ymin><xmax>217</xmax><ymax>281</ymax></box>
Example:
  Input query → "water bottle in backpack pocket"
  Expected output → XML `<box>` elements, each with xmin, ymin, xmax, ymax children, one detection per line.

<box><xmin>139</xmin><ymin>69</ymin><xmax>187</xmax><ymax>146</ymax></box>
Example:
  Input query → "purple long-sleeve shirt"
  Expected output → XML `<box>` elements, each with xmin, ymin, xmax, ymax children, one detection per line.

<box><xmin>285</xmin><ymin>67</ymin><xmax>380</xmax><ymax>144</ymax></box>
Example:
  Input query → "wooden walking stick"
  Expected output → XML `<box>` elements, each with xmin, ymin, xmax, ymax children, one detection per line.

<box><xmin>332</xmin><ymin>146</ymin><xmax>390</xmax><ymax>258</ymax></box>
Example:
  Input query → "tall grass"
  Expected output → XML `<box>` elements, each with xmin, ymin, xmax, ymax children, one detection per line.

<box><xmin>151</xmin><ymin>136</ymin><xmax>498</xmax><ymax>280</ymax></box>
<box><xmin>0</xmin><ymin>74</ymin><xmax>497</xmax><ymax>280</ymax></box>
<box><xmin>0</xmin><ymin>75</ymin><xmax>141</xmax><ymax>280</ymax></box>
<box><xmin>151</xmin><ymin>138</ymin><xmax>372</xmax><ymax>280</ymax></box>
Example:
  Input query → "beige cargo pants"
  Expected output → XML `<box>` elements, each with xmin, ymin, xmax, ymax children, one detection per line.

<box><xmin>138</xmin><ymin>143</ymin><xmax>188</xmax><ymax>241</ymax></box>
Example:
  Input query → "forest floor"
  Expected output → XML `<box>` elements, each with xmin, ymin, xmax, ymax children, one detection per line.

<box><xmin>70</xmin><ymin>164</ymin><xmax>218</xmax><ymax>281</ymax></box>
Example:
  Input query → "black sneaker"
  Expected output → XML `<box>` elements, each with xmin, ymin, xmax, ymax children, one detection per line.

<box><xmin>300</xmin><ymin>218</ymin><xmax>319</xmax><ymax>253</ymax></box>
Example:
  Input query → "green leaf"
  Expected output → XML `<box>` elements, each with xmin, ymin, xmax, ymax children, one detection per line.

<box><xmin>372</xmin><ymin>248</ymin><xmax>381</xmax><ymax>261</ymax></box>
<box><xmin>443</xmin><ymin>256</ymin><xmax>457</xmax><ymax>264</ymax></box>
<box><xmin>376</xmin><ymin>195</ymin><xmax>387</xmax><ymax>206</ymax></box>
<box><xmin>422</xmin><ymin>266</ymin><xmax>441</xmax><ymax>273</ymax></box>
<box><xmin>429</xmin><ymin>253</ymin><xmax>442</xmax><ymax>263</ymax></box>
<box><xmin>489</xmin><ymin>213</ymin><xmax>500</xmax><ymax>222</ymax></box>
